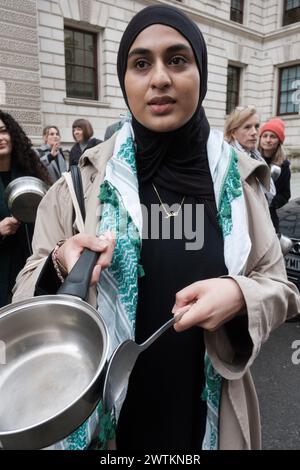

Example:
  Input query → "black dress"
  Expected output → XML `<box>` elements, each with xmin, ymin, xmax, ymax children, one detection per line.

<box><xmin>116</xmin><ymin>183</ymin><xmax>227</xmax><ymax>451</ymax></box>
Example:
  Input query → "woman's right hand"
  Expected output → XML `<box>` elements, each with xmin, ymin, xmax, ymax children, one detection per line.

<box><xmin>50</xmin><ymin>141</ymin><xmax>60</xmax><ymax>158</ymax></box>
<box><xmin>0</xmin><ymin>216</ymin><xmax>21</xmax><ymax>236</ymax></box>
<box><xmin>56</xmin><ymin>231</ymin><xmax>116</xmax><ymax>285</ymax></box>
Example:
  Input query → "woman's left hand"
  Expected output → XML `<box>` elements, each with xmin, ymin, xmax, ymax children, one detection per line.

<box><xmin>172</xmin><ymin>278</ymin><xmax>245</xmax><ymax>332</ymax></box>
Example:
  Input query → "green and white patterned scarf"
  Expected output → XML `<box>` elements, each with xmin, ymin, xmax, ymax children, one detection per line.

<box><xmin>50</xmin><ymin>122</ymin><xmax>251</xmax><ymax>450</ymax></box>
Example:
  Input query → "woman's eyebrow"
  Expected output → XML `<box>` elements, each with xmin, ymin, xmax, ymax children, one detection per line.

<box><xmin>128</xmin><ymin>43</ymin><xmax>193</xmax><ymax>58</ymax></box>
<box><xmin>166</xmin><ymin>43</ymin><xmax>193</xmax><ymax>54</ymax></box>
<box><xmin>128</xmin><ymin>47</ymin><xmax>150</xmax><ymax>58</ymax></box>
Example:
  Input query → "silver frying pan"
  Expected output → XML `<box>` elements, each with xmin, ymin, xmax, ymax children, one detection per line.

<box><xmin>4</xmin><ymin>176</ymin><xmax>49</xmax><ymax>223</ymax></box>
<box><xmin>0</xmin><ymin>250</ymin><xmax>182</xmax><ymax>449</ymax></box>
<box><xmin>0</xmin><ymin>250</ymin><xmax>108</xmax><ymax>450</ymax></box>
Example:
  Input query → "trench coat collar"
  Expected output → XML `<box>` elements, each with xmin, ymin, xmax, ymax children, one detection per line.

<box><xmin>78</xmin><ymin>130</ymin><xmax>271</xmax><ymax>191</ymax></box>
<box><xmin>78</xmin><ymin>134</ymin><xmax>116</xmax><ymax>172</ymax></box>
<box><xmin>237</xmin><ymin>151</ymin><xmax>271</xmax><ymax>191</ymax></box>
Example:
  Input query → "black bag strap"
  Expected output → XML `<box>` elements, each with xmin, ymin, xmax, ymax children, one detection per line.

<box><xmin>35</xmin><ymin>165</ymin><xmax>86</xmax><ymax>297</ymax></box>
<box><xmin>70</xmin><ymin>165</ymin><xmax>86</xmax><ymax>222</ymax></box>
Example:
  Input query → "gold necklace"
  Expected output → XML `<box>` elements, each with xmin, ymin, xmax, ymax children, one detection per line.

<box><xmin>152</xmin><ymin>183</ymin><xmax>185</xmax><ymax>219</ymax></box>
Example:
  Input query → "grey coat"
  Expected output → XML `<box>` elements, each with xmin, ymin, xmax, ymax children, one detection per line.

<box><xmin>36</xmin><ymin>144</ymin><xmax>68</xmax><ymax>184</ymax></box>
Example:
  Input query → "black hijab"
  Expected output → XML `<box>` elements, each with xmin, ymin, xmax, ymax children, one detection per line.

<box><xmin>117</xmin><ymin>4</ymin><xmax>214</xmax><ymax>200</ymax></box>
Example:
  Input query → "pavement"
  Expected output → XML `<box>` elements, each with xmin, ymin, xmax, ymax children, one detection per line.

<box><xmin>251</xmin><ymin>322</ymin><xmax>300</xmax><ymax>449</ymax></box>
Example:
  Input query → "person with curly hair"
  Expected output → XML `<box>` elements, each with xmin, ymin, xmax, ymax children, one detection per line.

<box><xmin>0</xmin><ymin>110</ymin><xmax>51</xmax><ymax>307</ymax></box>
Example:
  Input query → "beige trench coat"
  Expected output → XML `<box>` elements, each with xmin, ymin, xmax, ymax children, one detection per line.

<box><xmin>13</xmin><ymin>134</ymin><xmax>300</xmax><ymax>450</ymax></box>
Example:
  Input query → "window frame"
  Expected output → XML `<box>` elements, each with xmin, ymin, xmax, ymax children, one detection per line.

<box><xmin>277</xmin><ymin>65</ymin><xmax>300</xmax><ymax>116</ymax></box>
<box><xmin>64</xmin><ymin>26</ymin><xmax>99</xmax><ymax>101</ymax></box>
<box><xmin>283</xmin><ymin>0</ymin><xmax>300</xmax><ymax>26</ymax></box>
<box><xmin>226</xmin><ymin>65</ymin><xmax>241</xmax><ymax>115</ymax></box>
<box><xmin>230</xmin><ymin>0</ymin><xmax>244</xmax><ymax>24</ymax></box>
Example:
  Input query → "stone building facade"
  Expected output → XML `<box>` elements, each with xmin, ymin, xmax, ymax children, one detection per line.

<box><xmin>0</xmin><ymin>0</ymin><xmax>299</xmax><ymax>153</ymax></box>
<box><xmin>0</xmin><ymin>0</ymin><xmax>43</xmax><ymax>137</ymax></box>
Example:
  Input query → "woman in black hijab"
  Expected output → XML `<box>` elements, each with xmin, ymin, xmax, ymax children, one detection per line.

<box><xmin>117</xmin><ymin>4</ymin><xmax>213</xmax><ymax>199</ymax></box>
<box><xmin>115</xmin><ymin>4</ymin><xmax>224</xmax><ymax>450</ymax></box>
<box><xmin>12</xmin><ymin>3</ymin><xmax>299</xmax><ymax>452</ymax></box>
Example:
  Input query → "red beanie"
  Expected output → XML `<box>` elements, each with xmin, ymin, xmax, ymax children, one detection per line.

<box><xmin>259</xmin><ymin>118</ymin><xmax>285</xmax><ymax>144</ymax></box>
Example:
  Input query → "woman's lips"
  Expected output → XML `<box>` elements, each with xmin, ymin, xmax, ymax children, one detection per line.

<box><xmin>148</xmin><ymin>97</ymin><xmax>176</xmax><ymax>115</ymax></box>
<box><xmin>149</xmin><ymin>102</ymin><xmax>175</xmax><ymax>114</ymax></box>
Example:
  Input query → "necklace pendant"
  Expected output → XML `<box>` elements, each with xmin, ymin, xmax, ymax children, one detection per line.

<box><xmin>152</xmin><ymin>184</ymin><xmax>185</xmax><ymax>219</ymax></box>
<box><xmin>165</xmin><ymin>211</ymin><xmax>178</xmax><ymax>218</ymax></box>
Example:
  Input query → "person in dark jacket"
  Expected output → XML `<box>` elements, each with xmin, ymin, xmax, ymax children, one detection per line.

<box><xmin>0</xmin><ymin>110</ymin><xmax>51</xmax><ymax>307</ymax></box>
<box><xmin>69</xmin><ymin>119</ymin><xmax>102</xmax><ymax>166</ymax></box>
<box><xmin>104</xmin><ymin>113</ymin><xmax>132</xmax><ymax>141</ymax></box>
<box><xmin>104</xmin><ymin>121</ymin><xmax>122</xmax><ymax>141</ymax></box>
<box><xmin>259</xmin><ymin>118</ymin><xmax>291</xmax><ymax>232</ymax></box>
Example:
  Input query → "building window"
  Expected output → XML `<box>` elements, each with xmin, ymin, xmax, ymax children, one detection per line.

<box><xmin>230</xmin><ymin>0</ymin><xmax>244</xmax><ymax>24</ymax></box>
<box><xmin>283</xmin><ymin>0</ymin><xmax>300</xmax><ymax>26</ymax></box>
<box><xmin>278</xmin><ymin>65</ymin><xmax>300</xmax><ymax>115</ymax></box>
<box><xmin>226</xmin><ymin>66</ymin><xmax>241</xmax><ymax>115</ymax></box>
<box><xmin>64</xmin><ymin>27</ymin><xmax>98</xmax><ymax>100</ymax></box>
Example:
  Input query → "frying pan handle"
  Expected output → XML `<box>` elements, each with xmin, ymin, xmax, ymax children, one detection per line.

<box><xmin>57</xmin><ymin>248</ymin><xmax>98</xmax><ymax>299</ymax></box>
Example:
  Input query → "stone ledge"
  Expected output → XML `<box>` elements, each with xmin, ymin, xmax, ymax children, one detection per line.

<box><xmin>63</xmin><ymin>97</ymin><xmax>110</xmax><ymax>108</ymax></box>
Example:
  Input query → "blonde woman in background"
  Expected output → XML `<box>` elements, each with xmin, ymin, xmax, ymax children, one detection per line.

<box><xmin>224</xmin><ymin>105</ymin><xmax>261</xmax><ymax>160</ymax></box>
<box><xmin>224</xmin><ymin>105</ymin><xmax>276</xmax><ymax>206</ymax></box>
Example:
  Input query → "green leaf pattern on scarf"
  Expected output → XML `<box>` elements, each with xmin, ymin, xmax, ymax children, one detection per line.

<box><xmin>96</xmin><ymin>402</ymin><xmax>116</xmax><ymax>450</ymax></box>
<box><xmin>202</xmin><ymin>147</ymin><xmax>243</xmax><ymax>450</ymax></box>
<box><xmin>217</xmin><ymin>148</ymin><xmax>242</xmax><ymax>238</ymax></box>
<box><xmin>64</xmin><ymin>400</ymin><xmax>103</xmax><ymax>450</ymax></box>
<box><xmin>98</xmin><ymin>138</ymin><xmax>141</xmax><ymax>326</ymax></box>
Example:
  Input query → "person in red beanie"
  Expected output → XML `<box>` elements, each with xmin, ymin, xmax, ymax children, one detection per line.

<box><xmin>259</xmin><ymin>118</ymin><xmax>291</xmax><ymax>232</ymax></box>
